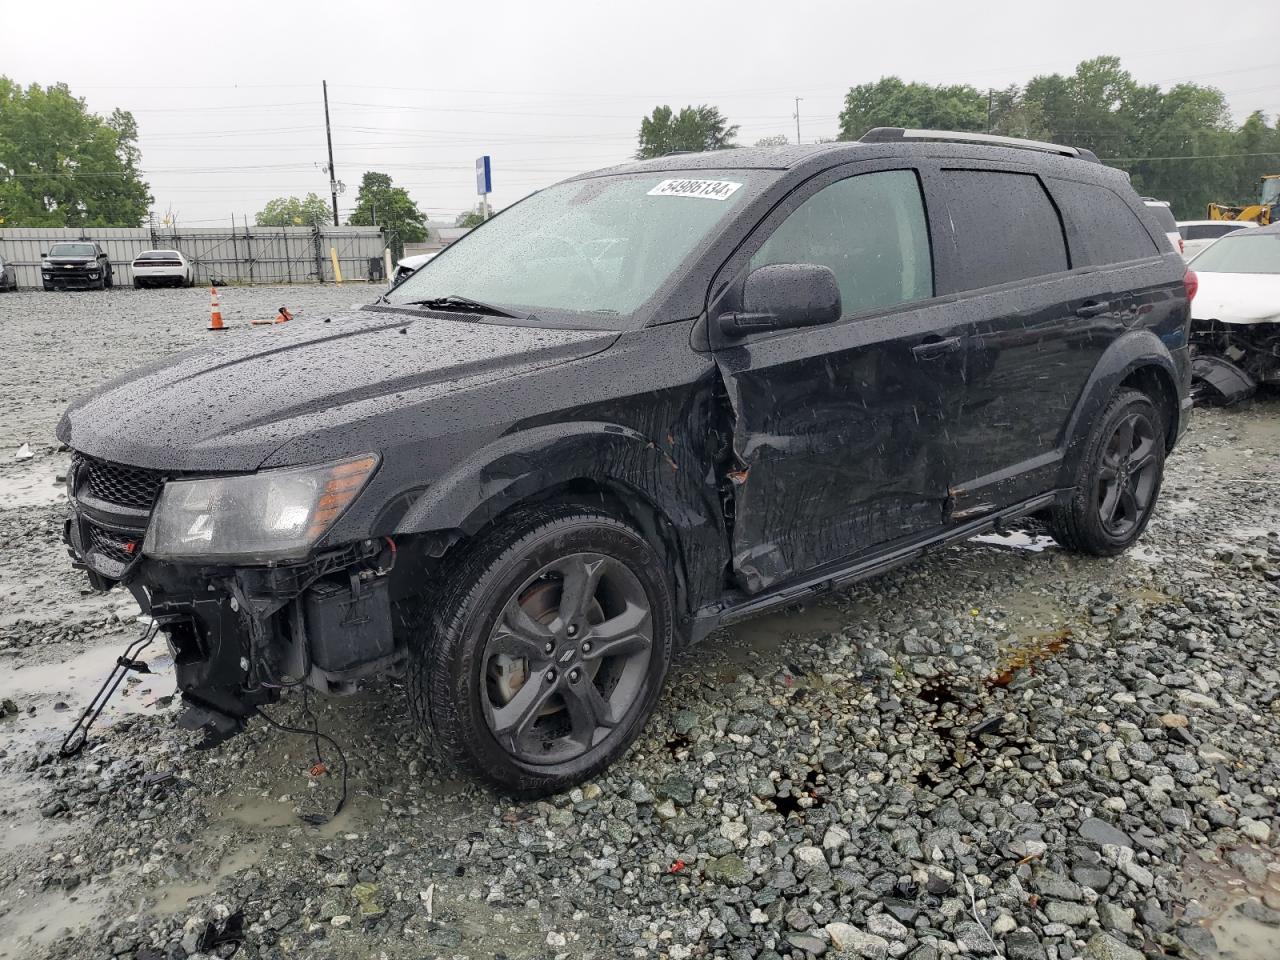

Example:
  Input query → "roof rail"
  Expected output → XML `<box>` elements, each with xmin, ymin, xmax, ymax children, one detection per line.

<box><xmin>859</xmin><ymin>127</ymin><xmax>1099</xmax><ymax>163</ymax></box>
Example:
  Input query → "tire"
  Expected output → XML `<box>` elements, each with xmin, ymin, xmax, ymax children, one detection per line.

<box><xmin>42</xmin><ymin>281</ymin><xmax>53</xmax><ymax>292</ymax></box>
<box><xmin>134</xmin><ymin>279</ymin><xmax>148</xmax><ymax>290</ymax></box>
<box><xmin>1047</xmin><ymin>388</ymin><xmax>1166</xmax><ymax>556</ymax></box>
<box><xmin>104</xmin><ymin>269</ymin><xmax>113</xmax><ymax>289</ymax></box>
<box><xmin>407</xmin><ymin>504</ymin><xmax>674</xmax><ymax>796</ymax></box>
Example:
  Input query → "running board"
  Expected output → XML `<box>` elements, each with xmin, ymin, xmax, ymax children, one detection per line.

<box><xmin>700</xmin><ymin>492</ymin><xmax>1059</xmax><ymax>636</ymax></box>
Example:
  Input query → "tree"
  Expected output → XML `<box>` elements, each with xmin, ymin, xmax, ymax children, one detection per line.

<box><xmin>255</xmin><ymin>193</ymin><xmax>332</xmax><ymax>227</ymax></box>
<box><xmin>754</xmin><ymin>134</ymin><xmax>789</xmax><ymax>147</ymax></box>
<box><xmin>347</xmin><ymin>172</ymin><xmax>428</xmax><ymax>259</ymax></box>
<box><xmin>636</xmin><ymin>105</ymin><xmax>738</xmax><ymax>160</ymax></box>
<box><xmin>0</xmin><ymin>77</ymin><xmax>151</xmax><ymax>227</ymax></box>
<box><xmin>455</xmin><ymin>209</ymin><xmax>487</xmax><ymax>228</ymax></box>
<box><xmin>837</xmin><ymin>77</ymin><xmax>987</xmax><ymax>140</ymax></box>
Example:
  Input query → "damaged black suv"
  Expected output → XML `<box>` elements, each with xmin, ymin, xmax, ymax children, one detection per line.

<box><xmin>60</xmin><ymin>129</ymin><xmax>1194</xmax><ymax>795</ymax></box>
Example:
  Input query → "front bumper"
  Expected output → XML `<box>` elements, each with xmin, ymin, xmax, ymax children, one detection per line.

<box><xmin>63</xmin><ymin>453</ymin><xmax>403</xmax><ymax>743</ymax></box>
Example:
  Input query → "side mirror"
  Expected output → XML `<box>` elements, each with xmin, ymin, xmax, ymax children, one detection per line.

<box><xmin>40</xmin><ymin>252</ymin><xmax>47</xmax><ymax>258</ymax></box>
<box><xmin>718</xmin><ymin>263</ymin><xmax>842</xmax><ymax>337</ymax></box>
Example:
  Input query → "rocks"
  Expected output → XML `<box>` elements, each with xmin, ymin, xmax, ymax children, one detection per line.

<box><xmin>825</xmin><ymin>923</ymin><xmax>888</xmax><ymax>959</ymax></box>
<box><xmin>704</xmin><ymin>854</ymin><xmax>749</xmax><ymax>885</ymax></box>
<box><xmin>952</xmin><ymin>920</ymin><xmax>998</xmax><ymax>954</ymax></box>
<box><xmin>1084</xmin><ymin>932</ymin><xmax>1144</xmax><ymax>960</ymax></box>
<box><xmin>1004</xmin><ymin>931</ymin><xmax>1047</xmax><ymax>960</ymax></box>
<box><xmin>866</xmin><ymin>912</ymin><xmax>908</xmax><ymax>940</ymax></box>
<box><xmin>1238</xmin><ymin>817</ymin><xmax>1271</xmax><ymax>843</ymax></box>
<box><xmin>1078</xmin><ymin>817</ymin><xmax>1132</xmax><ymax>849</ymax></box>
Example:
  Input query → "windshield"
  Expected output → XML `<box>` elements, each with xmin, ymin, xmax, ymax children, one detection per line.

<box><xmin>1262</xmin><ymin>178</ymin><xmax>1280</xmax><ymax>207</ymax></box>
<box><xmin>386</xmin><ymin>172</ymin><xmax>754</xmax><ymax>324</ymax></box>
<box><xmin>49</xmin><ymin>243</ymin><xmax>96</xmax><ymax>258</ymax></box>
<box><xmin>1190</xmin><ymin>232</ymin><xmax>1280</xmax><ymax>274</ymax></box>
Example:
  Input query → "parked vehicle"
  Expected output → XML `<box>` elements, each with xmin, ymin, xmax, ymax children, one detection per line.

<box><xmin>0</xmin><ymin>255</ymin><xmax>16</xmax><ymax>292</ymax></box>
<box><xmin>1187</xmin><ymin>222</ymin><xmax>1280</xmax><ymax>405</ymax></box>
<box><xmin>41</xmin><ymin>241</ymin><xmax>114</xmax><ymax>291</ymax></box>
<box><xmin>1178</xmin><ymin>219</ymin><xmax>1256</xmax><ymax>260</ymax></box>
<box><xmin>1142</xmin><ymin>198</ymin><xmax>1183</xmax><ymax>255</ymax></box>
<box><xmin>1207</xmin><ymin>173</ymin><xmax>1279</xmax><ymax>226</ymax></box>
<box><xmin>390</xmin><ymin>252</ymin><xmax>437</xmax><ymax>289</ymax></box>
<box><xmin>60</xmin><ymin>129</ymin><xmax>1193</xmax><ymax>795</ymax></box>
<box><xmin>132</xmin><ymin>249</ymin><xmax>195</xmax><ymax>288</ymax></box>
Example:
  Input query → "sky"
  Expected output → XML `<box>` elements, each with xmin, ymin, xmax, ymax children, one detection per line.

<box><xmin>5</xmin><ymin>0</ymin><xmax>1278</xmax><ymax>227</ymax></box>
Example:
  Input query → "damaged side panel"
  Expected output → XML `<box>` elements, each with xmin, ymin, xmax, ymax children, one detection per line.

<box><xmin>713</xmin><ymin>303</ymin><xmax>966</xmax><ymax>594</ymax></box>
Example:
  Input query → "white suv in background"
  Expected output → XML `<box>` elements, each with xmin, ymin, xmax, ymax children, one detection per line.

<box><xmin>131</xmin><ymin>249</ymin><xmax>194</xmax><ymax>289</ymax></box>
<box><xmin>1177</xmin><ymin>219</ymin><xmax>1257</xmax><ymax>260</ymax></box>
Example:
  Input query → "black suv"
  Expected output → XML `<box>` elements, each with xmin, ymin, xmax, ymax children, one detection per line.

<box><xmin>60</xmin><ymin>129</ymin><xmax>1194</xmax><ymax>795</ymax></box>
<box><xmin>42</xmin><ymin>240</ymin><xmax>115</xmax><ymax>290</ymax></box>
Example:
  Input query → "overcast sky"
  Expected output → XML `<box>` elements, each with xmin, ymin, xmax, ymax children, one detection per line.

<box><xmin>6</xmin><ymin>0</ymin><xmax>1277</xmax><ymax>227</ymax></box>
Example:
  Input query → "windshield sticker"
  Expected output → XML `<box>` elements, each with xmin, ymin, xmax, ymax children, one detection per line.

<box><xmin>647</xmin><ymin>179</ymin><xmax>743</xmax><ymax>201</ymax></box>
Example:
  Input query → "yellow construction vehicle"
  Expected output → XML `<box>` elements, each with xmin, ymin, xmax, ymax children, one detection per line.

<box><xmin>1207</xmin><ymin>173</ymin><xmax>1279</xmax><ymax>225</ymax></box>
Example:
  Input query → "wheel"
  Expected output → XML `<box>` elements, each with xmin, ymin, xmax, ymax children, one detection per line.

<box><xmin>408</xmin><ymin>505</ymin><xmax>674</xmax><ymax>796</ymax></box>
<box><xmin>1047</xmin><ymin>389</ymin><xmax>1165</xmax><ymax>556</ymax></box>
<box><xmin>134</xmin><ymin>279</ymin><xmax>148</xmax><ymax>290</ymax></box>
<box><xmin>104</xmin><ymin>268</ymin><xmax>113</xmax><ymax>289</ymax></box>
<box><xmin>43</xmin><ymin>281</ymin><xmax>53</xmax><ymax>292</ymax></box>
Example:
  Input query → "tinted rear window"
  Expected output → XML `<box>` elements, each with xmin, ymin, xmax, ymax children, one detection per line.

<box><xmin>1048</xmin><ymin>179</ymin><xmax>1160</xmax><ymax>266</ymax></box>
<box><xmin>940</xmin><ymin>170</ymin><xmax>1068</xmax><ymax>290</ymax></box>
<box><xmin>137</xmin><ymin>251</ymin><xmax>181</xmax><ymax>260</ymax></box>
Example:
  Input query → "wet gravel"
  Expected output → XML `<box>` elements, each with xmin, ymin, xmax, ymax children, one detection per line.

<box><xmin>1</xmin><ymin>285</ymin><xmax>1279</xmax><ymax>960</ymax></box>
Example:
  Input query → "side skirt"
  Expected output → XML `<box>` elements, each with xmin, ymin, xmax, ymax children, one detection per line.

<box><xmin>688</xmin><ymin>491</ymin><xmax>1062</xmax><ymax>643</ymax></box>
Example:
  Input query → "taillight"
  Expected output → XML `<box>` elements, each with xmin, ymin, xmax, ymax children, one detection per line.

<box><xmin>1184</xmin><ymin>269</ymin><xmax>1198</xmax><ymax>302</ymax></box>
<box><xmin>1178</xmin><ymin>237</ymin><xmax>1185</xmax><ymax>254</ymax></box>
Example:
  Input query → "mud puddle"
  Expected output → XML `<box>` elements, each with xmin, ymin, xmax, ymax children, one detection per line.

<box><xmin>1179</xmin><ymin>843</ymin><xmax>1280</xmax><ymax>959</ymax></box>
<box><xmin>0</xmin><ymin>632</ymin><xmax>175</xmax><ymax>754</ymax></box>
<box><xmin>0</xmin><ymin>880</ymin><xmax>116</xmax><ymax>958</ymax></box>
<box><xmin>0</xmin><ymin>458</ymin><xmax>67</xmax><ymax>510</ymax></box>
<box><xmin>708</xmin><ymin>602</ymin><xmax>857</xmax><ymax>667</ymax></box>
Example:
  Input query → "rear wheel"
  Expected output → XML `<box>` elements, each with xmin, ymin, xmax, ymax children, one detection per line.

<box><xmin>1048</xmin><ymin>389</ymin><xmax>1165</xmax><ymax>556</ymax></box>
<box><xmin>408</xmin><ymin>505</ymin><xmax>673</xmax><ymax>795</ymax></box>
<box><xmin>134</xmin><ymin>279</ymin><xmax>148</xmax><ymax>290</ymax></box>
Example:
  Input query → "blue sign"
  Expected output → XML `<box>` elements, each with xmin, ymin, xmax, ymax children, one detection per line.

<box><xmin>475</xmin><ymin>155</ymin><xmax>492</xmax><ymax>195</ymax></box>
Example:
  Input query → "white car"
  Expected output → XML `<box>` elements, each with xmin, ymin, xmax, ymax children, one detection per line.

<box><xmin>1177</xmin><ymin>219</ymin><xmax>1257</xmax><ymax>260</ymax></box>
<box><xmin>1187</xmin><ymin>223</ymin><xmax>1280</xmax><ymax>405</ymax></box>
<box><xmin>390</xmin><ymin>252</ymin><xmax>437</xmax><ymax>289</ymax></box>
<box><xmin>132</xmin><ymin>249</ymin><xmax>194</xmax><ymax>289</ymax></box>
<box><xmin>1141</xmin><ymin>198</ymin><xmax>1183</xmax><ymax>255</ymax></box>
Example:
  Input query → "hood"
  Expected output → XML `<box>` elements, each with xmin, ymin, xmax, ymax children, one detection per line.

<box><xmin>59</xmin><ymin>308</ymin><xmax>618</xmax><ymax>471</ymax></box>
<box><xmin>46</xmin><ymin>256</ymin><xmax>95</xmax><ymax>265</ymax></box>
<box><xmin>1191</xmin><ymin>272</ymin><xmax>1280</xmax><ymax>326</ymax></box>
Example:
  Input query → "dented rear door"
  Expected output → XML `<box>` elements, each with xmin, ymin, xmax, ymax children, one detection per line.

<box><xmin>708</xmin><ymin>163</ymin><xmax>967</xmax><ymax>594</ymax></box>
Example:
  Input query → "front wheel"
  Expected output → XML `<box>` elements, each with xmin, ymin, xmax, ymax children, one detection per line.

<box><xmin>1047</xmin><ymin>389</ymin><xmax>1166</xmax><ymax>556</ymax></box>
<box><xmin>408</xmin><ymin>505</ymin><xmax>673</xmax><ymax>796</ymax></box>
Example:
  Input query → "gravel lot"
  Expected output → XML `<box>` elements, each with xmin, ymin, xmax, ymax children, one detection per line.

<box><xmin>1</xmin><ymin>285</ymin><xmax>1278</xmax><ymax>960</ymax></box>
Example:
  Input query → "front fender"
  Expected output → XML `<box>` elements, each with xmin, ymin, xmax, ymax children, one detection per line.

<box><xmin>392</xmin><ymin>420</ymin><xmax>728</xmax><ymax>617</ymax></box>
<box><xmin>1055</xmin><ymin>329</ymin><xmax>1186</xmax><ymax>487</ymax></box>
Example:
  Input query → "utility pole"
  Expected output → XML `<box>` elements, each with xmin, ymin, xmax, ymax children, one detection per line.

<box><xmin>323</xmin><ymin>80</ymin><xmax>339</xmax><ymax>226</ymax></box>
<box><xmin>987</xmin><ymin>88</ymin><xmax>994</xmax><ymax>134</ymax></box>
<box><xmin>793</xmin><ymin>97</ymin><xmax>803</xmax><ymax>145</ymax></box>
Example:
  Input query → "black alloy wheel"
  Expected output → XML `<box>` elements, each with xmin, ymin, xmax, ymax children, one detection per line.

<box><xmin>481</xmin><ymin>552</ymin><xmax>653</xmax><ymax>765</ymax></box>
<box><xmin>1096</xmin><ymin>410</ymin><xmax>1159</xmax><ymax>539</ymax></box>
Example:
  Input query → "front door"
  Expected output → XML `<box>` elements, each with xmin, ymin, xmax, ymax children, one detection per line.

<box><xmin>710</xmin><ymin>164</ymin><xmax>967</xmax><ymax>594</ymax></box>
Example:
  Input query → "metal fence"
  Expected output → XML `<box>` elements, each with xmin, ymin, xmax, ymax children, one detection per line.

<box><xmin>0</xmin><ymin>225</ymin><xmax>387</xmax><ymax>288</ymax></box>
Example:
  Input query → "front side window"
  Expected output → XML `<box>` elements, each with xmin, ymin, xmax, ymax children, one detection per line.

<box><xmin>749</xmin><ymin>170</ymin><xmax>933</xmax><ymax>316</ymax></box>
<box><xmin>49</xmin><ymin>243</ymin><xmax>97</xmax><ymax>258</ymax></box>
<box><xmin>941</xmin><ymin>170</ymin><xmax>1069</xmax><ymax>290</ymax></box>
<box><xmin>1189</xmin><ymin>232</ymin><xmax>1280</xmax><ymax>275</ymax></box>
<box><xmin>386</xmin><ymin>171</ymin><xmax>757</xmax><ymax>326</ymax></box>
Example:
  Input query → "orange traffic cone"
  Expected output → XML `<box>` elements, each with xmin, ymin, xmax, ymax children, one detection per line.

<box><xmin>274</xmin><ymin>307</ymin><xmax>293</xmax><ymax>324</ymax></box>
<box><xmin>207</xmin><ymin>286</ymin><xmax>227</xmax><ymax>332</ymax></box>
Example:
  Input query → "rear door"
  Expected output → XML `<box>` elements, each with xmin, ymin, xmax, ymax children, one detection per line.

<box><xmin>710</xmin><ymin>162</ymin><xmax>967</xmax><ymax>593</ymax></box>
<box><xmin>928</xmin><ymin>166</ymin><xmax>1112</xmax><ymax>514</ymax></box>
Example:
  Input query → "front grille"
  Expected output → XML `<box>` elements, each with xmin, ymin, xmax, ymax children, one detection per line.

<box><xmin>88</xmin><ymin>523</ymin><xmax>139</xmax><ymax>564</ymax></box>
<box><xmin>76</xmin><ymin>454</ymin><xmax>165</xmax><ymax>509</ymax></box>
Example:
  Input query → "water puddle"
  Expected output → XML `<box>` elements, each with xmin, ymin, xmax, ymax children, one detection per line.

<box><xmin>0</xmin><ymin>880</ymin><xmax>114</xmax><ymax>957</ymax></box>
<box><xmin>1179</xmin><ymin>843</ymin><xmax>1280</xmax><ymax>959</ymax></box>
<box><xmin>0</xmin><ymin>634</ymin><xmax>175</xmax><ymax>755</ymax></box>
<box><xmin>709</xmin><ymin>602</ymin><xmax>854</xmax><ymax>666</ymax></box>
<box><xmin>0</xmin><ymin>458</ymin><xmax>67</xmax><ymax>510</ymax></box>
<box><xmin>971</xmin><ymin>531</ymin><xmax>1057</xmax><ymax>553</ymax></box>
<box><xmin>152</xmin><ymin>840</ymin><xmax>269</xmax><ymax>915</ymax></box>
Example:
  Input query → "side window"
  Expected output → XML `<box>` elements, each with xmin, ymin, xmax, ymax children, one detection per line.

<box><xmin>750</xmin><ymin>170</ymin><xmax>932</xmax><ymax>316</ymax></box>
<box><xmin>1047</xmin><ymin>178</ymin><xmax>1160</xmax><ymax>266</ymax></box>
<box><xmin>939</xmin><ymin>170</ymin><xmax>1069</xmax><ymax>290</ymax></box>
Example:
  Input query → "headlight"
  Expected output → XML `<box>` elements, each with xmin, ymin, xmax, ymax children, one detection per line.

<box><xmin>142</xmin><ymin>454</ymin><xmax>379</xmax><ymax>562</ymax></box>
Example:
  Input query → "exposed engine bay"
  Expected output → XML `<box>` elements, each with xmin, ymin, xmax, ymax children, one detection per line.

<box><xmin>1190</xmin><ymin>319</ymin><xmax>1280</xmax><ymax>405</ymax></box>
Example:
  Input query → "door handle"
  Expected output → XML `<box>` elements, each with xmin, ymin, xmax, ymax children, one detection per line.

<box><xmin>1075</xmin><ymin>300</ymin><xmax>1112</xmax><ymax>318</ymax></box>
<box><xmin>911</xmin><ymin>335</ymin><xmax>963</xmax><ymax>359</ymax></box>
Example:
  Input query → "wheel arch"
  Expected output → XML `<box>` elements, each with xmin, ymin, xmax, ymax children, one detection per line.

<box><xmin>1056</xmin><ymin>330</ymin><xmax>1183</xmax><ymax>488</ymax></box>
<box><xmin>391</xmin><ymin>421</ymin><xmax>728</xmax><ymax>630</ymax></box>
